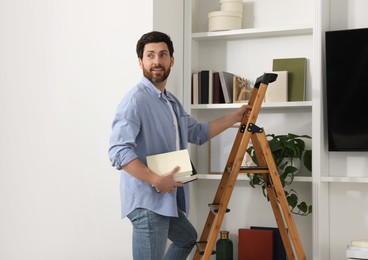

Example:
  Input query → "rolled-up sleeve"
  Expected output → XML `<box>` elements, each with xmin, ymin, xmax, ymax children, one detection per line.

<box><xmin>109</xmin><ymin>98</ymin><xmax>141</xmax><ymax>170</ymax></box>
<box><xmin>187</xmin><ymin>114</ymin><xmax>210</xmax><ymax>145</ymax></box>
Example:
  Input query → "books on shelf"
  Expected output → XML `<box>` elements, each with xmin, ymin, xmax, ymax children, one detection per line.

<box><xmin>272</xmin><ymin>57</ymin><xmax>307</xmax><ymax>102</ymax></box>
<box><xmin>192</xmin><ymin>70</ymin><xmax>251</xmax><ymax>104</ymax></box>
<box><xmin>146</xmin><ymin>149</ymin><xmax>197</xmax><ymax>183</ymax></box>
<box><xmin>191</xmin><ymin>58</ymin><xmax>307</xmax><ymax>105</ymax></box>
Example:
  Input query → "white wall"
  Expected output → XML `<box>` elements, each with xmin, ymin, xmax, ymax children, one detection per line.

<box><xmin>153</xmin><ymin>0</ymin><xmax>184</xmax><ymax>101</ymax></box>
<box><xmin>0</xmin><ymin>0</ymin><xmax>152</xmax><ymax>259</ymax></box>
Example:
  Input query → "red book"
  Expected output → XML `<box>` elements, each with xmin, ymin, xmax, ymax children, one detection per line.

<box><xmin>238</xmin><ymin>228</ymin><xmax>273</xmax><ymax>260</ymax></box>
<box><xmin>213</xmin><ymin>72</ymin><xmax>225</xmax><ymax>104</ymax></box>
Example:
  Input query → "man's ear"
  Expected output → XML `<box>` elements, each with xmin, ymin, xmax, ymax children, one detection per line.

<box><xmin>138</xmin><ymin>58</ymin><xmax>143</xmax><ymax>69</ymax></box>
<box><xmin>171</xmin><ymin>56</ymin><xmax>174</xmax><ymax>67</ymax></box>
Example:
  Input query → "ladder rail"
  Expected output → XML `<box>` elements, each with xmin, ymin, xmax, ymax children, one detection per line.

<box><xmin>250</xmin><ymin>132</ymin><xmax>296</xmax><ymax>259</ymax></box>
<box><xmin>201</xmin><ymin>129</ymin><xmax>253</xmax><ymax>259</ymax></box>
<box><xmin>258</xmin><ymin>131</ymin><xmax>306</xmax><ymax>259</ymax></box>
<box><xmin>194</xmin><ymin>76</ymin><xmax>268</xmax><ymax>259</ymax></box>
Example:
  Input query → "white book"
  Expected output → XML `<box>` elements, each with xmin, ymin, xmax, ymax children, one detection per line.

<box><xmin>146</xmin><ymin>149</ymin><xmax>197</xmax><ymax>183</ymax></box>
<box><xmin>192</xmin><ymin>72</ymin><xmax>199</xmax><ymax>104</ymax></box>
<box><xmin>346</xmin><ymin>245</ymin><xmax>368</xmax><ymax>258</ymax></box>
<box><xmin>265</xmin><ymin>71</ymin><xmax>288</xmax><ymax>102</ymax></box>
<box><xmin>208</xmin><ymin>70</ymin><xmax>213</xmax><ymax>104</ymax></box>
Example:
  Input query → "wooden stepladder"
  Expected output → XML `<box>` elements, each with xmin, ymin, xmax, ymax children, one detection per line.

<box><xmin>194</xmin><ymin>73</ymin><xmax>306</xmax><ymax>260</ymax></box>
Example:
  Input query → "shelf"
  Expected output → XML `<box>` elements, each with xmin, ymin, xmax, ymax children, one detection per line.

<box><xmin>192</xmin><ymin>26</ymin><xmax>313</xmax><ymax>42</ymax></box>
<box><xmin>191</xmin><ymin>101</ymin><xmax>312</xmax><ymax>110</ymax></box>
<box><xmin>320</xmin><ymin>176</ymin><xmax>368</xmax><ymax>183</ymax></box>
<box><xmin>196</xmin><ymin>173</ymin><xmax>312</xmax><ymax>183</ymax></box>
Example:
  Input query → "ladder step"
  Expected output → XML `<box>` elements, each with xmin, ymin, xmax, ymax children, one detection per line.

<box><xmin>208</xmin><ymin>203</ymin><xmax>230</xmax><ymax>214</ymax></box>
<box><xmin>238</xmin><ymin>166</ymin><xmax>270</xmax><ymax>174</ymax></box>
<box><xmin>195</xmin><ymin>241</ymin><xmax>216</xmax><ymax>255</ymax></box>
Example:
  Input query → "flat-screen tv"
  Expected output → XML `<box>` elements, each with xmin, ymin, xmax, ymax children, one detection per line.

<box><xmin>325</xmin><ymin>27</ymin><xmax>368</xmax><ymax>151</ymax></box>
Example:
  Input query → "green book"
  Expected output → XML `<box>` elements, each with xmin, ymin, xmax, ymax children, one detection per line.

<box><xmin>272</xmin><ymin>58</ymin><xmax>307</xmax><ymax>101</ymax></box>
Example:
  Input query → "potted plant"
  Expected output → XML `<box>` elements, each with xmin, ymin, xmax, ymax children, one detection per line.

<box><xmin>246</xmin><ymin>133</ymin><xmax>312</xmax><ymax>216</ymax></box>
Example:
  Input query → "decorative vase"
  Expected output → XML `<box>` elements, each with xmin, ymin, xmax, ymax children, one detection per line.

<box><xmin>216</xmin><ymin>230</ymin><xmax>233</xmax><ymax>260</ymax></box>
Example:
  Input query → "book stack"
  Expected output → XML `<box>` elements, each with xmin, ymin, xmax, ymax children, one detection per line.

<box><xmin>347</xmin><ymin>239</ymin><xmax>368</xmax><ymax>259</ymax></box>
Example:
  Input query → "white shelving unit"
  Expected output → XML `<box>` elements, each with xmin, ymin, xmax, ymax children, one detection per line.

<box><xmin>180</xmin><ymin>0</ymin><xmax>368</xmax><ymax>259</ymax></box>
<box><xmin>184</xmin><ymin>0</ymin><xmax>315</xmax><ymax>259</ymax></box>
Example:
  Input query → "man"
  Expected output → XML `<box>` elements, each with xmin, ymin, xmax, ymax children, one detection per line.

<box><xmin>109</xmin><ymin>31</ymin><xmax>248</xmax><ymax>260</ymax></box>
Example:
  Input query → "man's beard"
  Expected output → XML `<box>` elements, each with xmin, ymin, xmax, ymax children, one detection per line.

<box><xmin>143</xmin><ymin>65</ymin><xmax>171</xmax><ymax>84</ymax></box>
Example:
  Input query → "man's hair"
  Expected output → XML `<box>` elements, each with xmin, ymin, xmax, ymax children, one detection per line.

<box><xmin>136</xmin><ymin>31</ymin><xmax>174</xmax><ymax>59</ymax></box>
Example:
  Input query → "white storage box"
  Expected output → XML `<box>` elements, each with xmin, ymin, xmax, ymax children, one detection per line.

<box><xmin>220</xmin><ymin>0</ymin><xmax>243</xmax><ymax>13</ymax></box>
<box><xmin>347</xmin><ymin>239</ymin><xmax>368</xmax><ymax>259</ymax></box>
<box><xmin>208</xmin><ymin>11</ymin><xmax>242</xmax><ymax>32</ymax></box>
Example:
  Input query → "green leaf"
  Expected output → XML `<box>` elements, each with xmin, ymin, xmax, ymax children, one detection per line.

<box><xmin>297</xmin><ymin>202</ymin><xmax>308</xmax><ymax>213</ymax></box>
<box><xmin>284</xmin><ymin>165</ymin><xmax>298</xmax><ymax>175</ymax></box>
<box><xmin>303</xmin><ymin>150</ymin><xmax>312</xmax><ymax>171</ymax></box>
<box><xmin>287</xmin><ymin>193</ymin><xmax>298</xmax><ymax>208</ymax></box>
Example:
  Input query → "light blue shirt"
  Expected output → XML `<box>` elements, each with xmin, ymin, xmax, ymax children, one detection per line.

<box><xmin>109</xmin><ymin>77</ymin><xmax>210</xmax><ymax>218</ymax></box>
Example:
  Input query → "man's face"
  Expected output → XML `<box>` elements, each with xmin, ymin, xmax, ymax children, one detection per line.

<box><xmin>139</xmin><ymin>42</ymin><xmax>174</xmax><ymax>86</ymax></box>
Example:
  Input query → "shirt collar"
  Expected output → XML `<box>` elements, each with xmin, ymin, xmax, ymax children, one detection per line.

<box><xmin>140</xmin><ymin>76</ymin><xmax>171</xmax><ymax>102</ymax></box>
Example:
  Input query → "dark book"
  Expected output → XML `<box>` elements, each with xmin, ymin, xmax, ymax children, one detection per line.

<box><xmin>199</xmin><ymin>70</ymin><xmax>210</xmax><ymax>104</ymax></box>
<box><xmin>238</xmin><ymin>228</ymin><xmax>273</xmax><ymax>260</ymax></box>
<box><xmin>251</xmin><ymin>226</ymin><xmax>287</xmax><ymax>260</ymax></box>
<box><xmin>212</xmin><ymin>72</ymin><xmax>225</xmax><ymax>104</ymax></box>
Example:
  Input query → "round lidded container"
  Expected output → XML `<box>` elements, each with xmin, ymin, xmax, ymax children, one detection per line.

<box><xmin>208</xmin><ymin>11</ymin><xmax>242</xmax><ymax>32</ymax></box>
<box><xmin>220</xmin><ymin>0</ymin><xmax>243</xmax><ymax>13</ymax></box>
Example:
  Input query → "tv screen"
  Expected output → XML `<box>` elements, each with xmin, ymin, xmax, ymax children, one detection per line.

<box><xmin>325</xmin><ymin>27</ymin><xmax>368</xmax><ymax>151</ymax></box>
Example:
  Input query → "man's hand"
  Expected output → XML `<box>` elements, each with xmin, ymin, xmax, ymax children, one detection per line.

<box><xmin>209</xmin><ymin>104</ymin><xmax>252</xmax><ymax>138</ymax></box>
<box><xmin>152</xmin><ymin>166</ymin><xmax>184</xmax><ymax>193</ymax></box>
<box><xmin>234</xmin><ymin>104</ymin><xmax>252</xmax><ymax>122</ymax></box>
